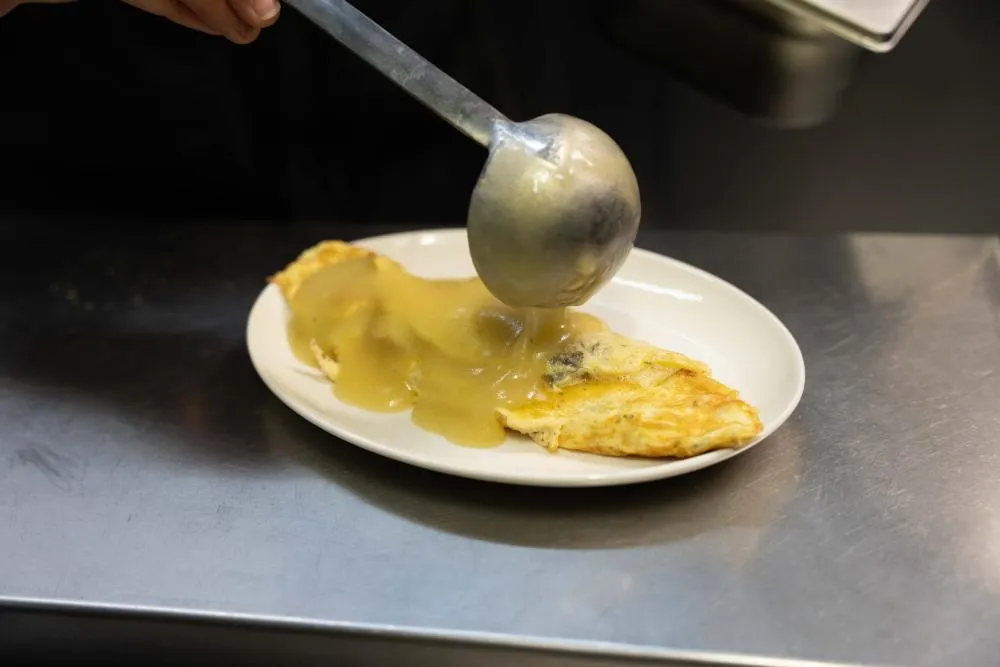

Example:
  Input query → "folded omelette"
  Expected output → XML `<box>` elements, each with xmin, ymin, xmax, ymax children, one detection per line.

<box><xmin>271</xmin><ymin>241</ymin><xmax>762</xmax><ymax>459</ymax></box>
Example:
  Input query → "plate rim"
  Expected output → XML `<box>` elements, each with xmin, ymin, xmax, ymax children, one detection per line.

<box><xmin>246</xmin><ymin>228</ymin><xmax>806</xmax><ymax>487</ymax></box>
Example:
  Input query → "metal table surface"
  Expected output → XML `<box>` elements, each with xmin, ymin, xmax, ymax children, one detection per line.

<box><xmin>1</xmin><ymin>223</ymin><xmax>998</xmax><ymax>666</ymax></box>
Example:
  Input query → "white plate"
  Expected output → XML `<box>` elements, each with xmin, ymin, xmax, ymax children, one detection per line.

<box><xmin>247</xmin><ymin>229</ymin><xmax>805</xmax><ymax>487</ymax></box>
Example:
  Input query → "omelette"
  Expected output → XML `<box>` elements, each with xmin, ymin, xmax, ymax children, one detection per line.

<box><xmin>270</xmin><ymin>241</ymin><xmax>763</xmax><ymax>458</ymax></box>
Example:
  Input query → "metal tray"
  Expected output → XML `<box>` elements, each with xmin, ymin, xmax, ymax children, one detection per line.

<box><xmin>761</xmin><ymin>0</ymin><xmax>930</xmax><ymax>52</ymax></box>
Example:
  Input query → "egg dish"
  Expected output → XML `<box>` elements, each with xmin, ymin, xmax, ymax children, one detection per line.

<box><xmin>270</xmin><ymin>240</ymin><xmax>762</xmax><ymax>458</ymax></box>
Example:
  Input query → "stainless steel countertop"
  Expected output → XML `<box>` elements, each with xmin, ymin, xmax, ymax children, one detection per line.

<box><xmin>1</xmin><ymin>224</ymin><xmax>998</xmax><ymax>666</ymax></box>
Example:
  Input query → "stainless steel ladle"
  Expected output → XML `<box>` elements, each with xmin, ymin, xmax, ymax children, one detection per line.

<box><xmin>287</xmin><ymin>0</ymin><xmax>641</xmax><ymax>307</ymax></box>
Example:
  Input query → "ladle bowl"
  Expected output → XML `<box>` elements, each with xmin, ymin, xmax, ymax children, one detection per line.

<box><xmin>287</xmin><ymin>0</ymin><xmax>641</xmax><ymax>307</ymax></box>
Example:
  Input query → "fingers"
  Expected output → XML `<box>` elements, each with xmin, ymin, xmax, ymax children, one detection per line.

<box><xmin>183</xmin><ymin>0</ymin><xmax>270</xmax><ymax>44</ymax></box>
<box><xmin>182</xmin><ymin>0</ymin><xmax>259</xmax><ymax>43</ymax></box>
<box><xmin>228</xmin><ymin>0</ymin><xmax>279</xmax><ymax>30</ymax></box>
<box><xmin>1</xmin><ymin>0</ymin><xmax>279</xmax><ymax>45</ymax></box>
<box><xmin>124</xmin><ymin>0</ymin><xmax>280</xmax><ymax>44</ymax></box>
<box><xmin>183</xmin><ymin>0</ymin><xmax>283</xmax><ymax>43</ymax></box>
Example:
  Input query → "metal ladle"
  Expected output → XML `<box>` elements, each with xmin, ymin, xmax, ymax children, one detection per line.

<box><xmin>287</xmin><ymin>0</ymin><xmax>641</xmax><ymax>307</ymax></box>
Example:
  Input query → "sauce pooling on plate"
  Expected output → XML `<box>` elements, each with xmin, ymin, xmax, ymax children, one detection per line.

<box><xmin>287</xmin><ymin>255</ymin><xmax>606</xmax><ymax>446</ymax></box>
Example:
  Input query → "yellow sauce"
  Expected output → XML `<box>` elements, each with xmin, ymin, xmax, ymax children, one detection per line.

<box><xmin>287</xmin><ymin>255</ymin><xmax>606</xmax><ymax>446</ymax></box>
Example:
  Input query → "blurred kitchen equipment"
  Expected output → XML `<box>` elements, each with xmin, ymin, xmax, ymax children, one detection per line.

<box><xmin>285</xmin><ymin>0</ymin><xmax>641</xmax><ymax>308</ymax></box>
<box><xmin>761</xmin><ymin>0</ymin><xmax>930</xmax><ymax>51</ymax></box>
<box><xmin>600</xmin><ymin>0</ymin><xmax>929</xmax><ymax>127</ymax></box>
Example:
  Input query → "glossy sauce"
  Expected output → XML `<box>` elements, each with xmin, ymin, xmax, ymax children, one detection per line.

<box><xmin>287</xmin><ymin>256</ymin><xmax>606</xmax><ymax>446</ymax></box>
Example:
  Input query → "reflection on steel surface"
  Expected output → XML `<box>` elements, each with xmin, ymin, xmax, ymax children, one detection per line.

<box><xmin>0</xmin><ymin>224</ymin><xmax>997</xmax><ymax>666</ymax></box>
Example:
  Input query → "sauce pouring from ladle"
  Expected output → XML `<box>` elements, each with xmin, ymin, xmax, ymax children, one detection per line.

<box><xmin>286</xmin><ymin>0</ymin><xmax>641</xmax><ymax>308</ymax></box>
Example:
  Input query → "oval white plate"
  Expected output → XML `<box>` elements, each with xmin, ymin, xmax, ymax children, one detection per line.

<box><xmin>247</xmin><ymin>229</ymin><xmax>805</xmax><ymax>487</ymax></box>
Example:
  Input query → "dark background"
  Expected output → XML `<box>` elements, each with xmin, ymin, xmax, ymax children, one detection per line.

<box><xmin>0</xmin><ymin>0</ymin><xmax>997</xmax><ymax>232</ymax></box>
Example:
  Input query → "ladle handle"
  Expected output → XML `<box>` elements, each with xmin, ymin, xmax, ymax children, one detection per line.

<box><xmin>286</xmin><ymin>0</ymin><xmax>506</xmax><ymax>148</ymax></box>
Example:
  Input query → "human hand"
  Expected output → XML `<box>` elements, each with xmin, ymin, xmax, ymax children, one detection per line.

<box><xmin>0</xmin><ymin>0</ymin><xmax>280</xmax><ymax>44</ymax></box>
<box><xmin>122</xmin><ymin>0</ymin><xmax>280</xmax><ymax>43</ymax></box>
